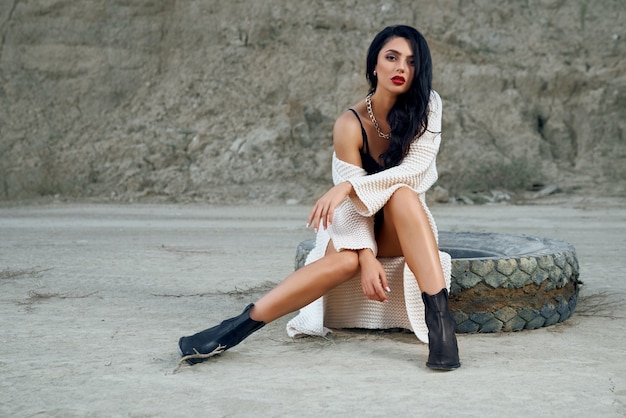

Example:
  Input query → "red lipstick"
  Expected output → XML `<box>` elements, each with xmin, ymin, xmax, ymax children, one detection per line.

<box><xmin>391</xmin><ymin>76</ymin><xmax>405</xmax><ymax>85</ymax></box>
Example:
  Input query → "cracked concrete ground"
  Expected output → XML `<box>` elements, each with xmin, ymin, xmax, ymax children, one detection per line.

<box><xmin>1</xmin><ymin>199</ymin><xmax>625</xmax><ymax>417</ymax></box>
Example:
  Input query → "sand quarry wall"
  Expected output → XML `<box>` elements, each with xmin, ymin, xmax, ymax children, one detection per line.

<box><xmin>0</xmin><ymin>0</ymin><xmax>624</xmax><ymax>204</ymax></box>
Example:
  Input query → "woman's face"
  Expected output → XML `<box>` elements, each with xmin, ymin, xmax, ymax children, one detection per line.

<box><xmin>375</xmin><ymin>36</ymin><xmax>415</xmax><ymax>94</ymax></box>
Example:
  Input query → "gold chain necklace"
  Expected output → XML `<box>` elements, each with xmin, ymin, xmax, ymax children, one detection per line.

<box><xmin>366</xmin><ymin>93</ymin><xmax>391</xmax><ymax>140</ymax></box>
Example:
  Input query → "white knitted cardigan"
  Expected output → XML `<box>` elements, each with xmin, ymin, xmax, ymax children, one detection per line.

<box><xmin>286</xmin><ymin>90</ymin><xmax>452</xmax><ymax>343</ymax></box>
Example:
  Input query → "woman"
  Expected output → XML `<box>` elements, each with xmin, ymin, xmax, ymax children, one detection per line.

<box><xmin>178</xmin><ymin>25</ymin><xmax>460</xmax><ymax>371</ymax></box>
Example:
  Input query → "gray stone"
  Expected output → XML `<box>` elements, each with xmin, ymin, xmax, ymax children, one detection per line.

<box><xmin>494</xmin><ymin>307</ymin><xmax>517</xmax><ymax>322</ymax></box>
<box><xmin>540</xmin><ymin>302</ymin><xmax>557</xmax><ymax>319</ymax></box>
<box><xmin>457</xmin><ymin>271</ymin><xmax>483</xmax><ymax>289</ymax></box>
<box><xmin>451</xmin><ymin>259</ymin><xmax>470</xmax><ymax>279</ymax></box>
<box><xmin>484</xmin><ymin>271</ymin><xmax>509</xmax><ymax>288</ymax></box>
<box><xmin>456</xmin><ymin>320</ymin><xmax>480</xmax><ymax>333</ymax></box>
<box><xmin>509</xmin><ymin>269</ymin><xmax>532</xmax><ymax>288</ymax></box>
<box><xmin>451</xmin><ymin>310</ymin><xmax>468</xmax><ymax>324</ymax></box>
<box><xmin>531</xmin><ymin>268</ymin><xmax>549</xmax><ymax>285</ymax></box>
<box><xmin>565</xmin><ymin>252</ymin><xmax>576</xmax><ymax>267</ymax></box>
<box><xmin>537</xmin><ymin>255</ymin><xmax>554</xmax><ymax>270</ymax></box>
<box><xmin>548</xmin><ymin>266</ymin><xmax>563</xmax><ymax>282</ymax></box>
<box><xmin>496</xmin><ymin>259</ymin><xmax>517</xmax><ymax>276</ymax></box>
<box><xmin>469</xmin><ymin>312</ymin><xmax>495</xmax><ymax>325</ymax></box>
<box><xmin>563</xmin><ymin>263</ymin><xmax>573</xmax><ymax>281</ymax></box>
<box><xmin>553</xmin><ymin>253</ymin><xmax>567</xmax><ymax>269</ymax></box>
<box><xmin>544</xmin><ymin>312</ymin><xmax>561</xmax><ymax>327</ymax></box>
<box><xmin>503</xmin><ymin>316</ymin><xmax>527</xmax><ymax>332</ymax></box>
<box><xmin>480</xmin><ymin>317</ymin><xmax>504</xmax><ymax>333</ymax></box>
<box><xmin>518</xmin><ymin>257</ymin><xmax>538</xmax><ymax>275</ymax></box>
<box><xmin>518</xmin><ymin>308</ymin><xmax>540</xmax><ymax>322</ymax></box>
<box><xmin>525</xmin><ymin>315</ymin><xmax>546</xmax><ymax>329</ymax></box>
<box><xmin>556</xmin><ymin>298</ymin><xmax>569</xmax><ymax>315</ymax></box>
<box><xmin>470</xmin><ymin>259</ymin><xmax>495</xmax><ymax>277</ymax></box>
<box><xmin>450</xmin><ymin>282</ymin><xmax>462</xmax><ymax>295</ymax></box>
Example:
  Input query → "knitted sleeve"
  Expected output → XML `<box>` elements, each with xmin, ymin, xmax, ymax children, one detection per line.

<box><xmin>326</xmin><ymin>199</ymin><xmax>377</xmax><ymax>254</ymax></box>
<box><xmin>347</xmin><ymin>90</ymin><xmax>443</xmax><ymax>217</ymax></box>
<box><xmin>326</xmin><ymin>154</ymin><xmax>378</xmax><ymax>254</ymax></box>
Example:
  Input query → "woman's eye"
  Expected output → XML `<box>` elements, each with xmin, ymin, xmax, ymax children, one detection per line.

<box><xmin>386</xmin><ymin>55</ymin><xmax>396</xmax><ymax>61</ymax></box>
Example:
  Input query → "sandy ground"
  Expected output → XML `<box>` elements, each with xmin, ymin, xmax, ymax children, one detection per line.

<box><xmin>1</xmin><ymin>198</ymin><xmax>625</xmax><ymax>417</ymax></box>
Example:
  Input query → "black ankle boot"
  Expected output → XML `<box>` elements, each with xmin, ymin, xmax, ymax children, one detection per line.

<box><xmin>422</xmin><ymin>288</ymin><xmax>461</xmax><ymax>370</ymax></box>
<box><xmin>178</xmin><ymin>303</ymin><xmax>265</xmax><ymax>365</ymax></box>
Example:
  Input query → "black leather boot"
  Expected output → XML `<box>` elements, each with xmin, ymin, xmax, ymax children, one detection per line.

<box><xmin>422</xmin><ymin>288</ymin><xmax>461</xmax><ymax>370</ymax></box>
<box><xmin>178</xmin><ymin>303</ymin><xmax>265</xmax><ymax>365</ymax></box>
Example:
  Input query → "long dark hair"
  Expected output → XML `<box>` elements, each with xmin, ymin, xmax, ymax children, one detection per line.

<box><xmin>366</xmin><ymin>25</ymin><xmax>433</xmax><ymax>168</ymax></box>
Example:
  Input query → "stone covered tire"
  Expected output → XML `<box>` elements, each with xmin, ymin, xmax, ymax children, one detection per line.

<box><xmin>294</xmin><ymin>231</ymin><xmax>581</xmax><ymax>333</ymax></box>
<box><xmin>440</xmin><ymin>231</ymin><xmax>580</xmax><ymax>333</ymax></box>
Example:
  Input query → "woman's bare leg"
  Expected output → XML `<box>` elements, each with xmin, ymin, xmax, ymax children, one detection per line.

<box><xmin>377</xmin><ymin>187</ymin><xmax>460</xmax><ymax>370</ymax></box>
<box><xmin>376</xmin><ymin>187</ymin><xmax>446</xmax><ymax>295</ymax></box>
<box><xmin>179</xmin><ymin>242</ymin><xmax>359</xmax><ymax>364</ymax></box>
<box><xmin>250</xmin><ymin>243</ymin><xmax>359</xmax><ymax>323</ymax></box>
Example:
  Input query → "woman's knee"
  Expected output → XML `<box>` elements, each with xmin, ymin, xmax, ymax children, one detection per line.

<box><xmin>386</xmin><ymin>187</ymin><xmax>421</xmax><ymax>214</ymax></box>
<box><xmin>388</xmin><ymin>186</ymin><xmax>416</xmax><ymax>203</ymax></box>
<box><xmin>325</xmin><ymin>240</ymin><xmax>360</xmax><ymax>276</ymax></box>
<box><xmin>334</xmin><ymin>250</ymin><xmax>360</xmax><ymax>277</ymax></box>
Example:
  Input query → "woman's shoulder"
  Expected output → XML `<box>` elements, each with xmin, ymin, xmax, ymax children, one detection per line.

<box><xmin>333</xmin><ymin>108</ymin><xmax>364</xmax><ymax>144</ymax></box>
<box><xmin>332</xmin><ymin>107</ymin><xmax>366</xmax><ymax>162</ymax></box>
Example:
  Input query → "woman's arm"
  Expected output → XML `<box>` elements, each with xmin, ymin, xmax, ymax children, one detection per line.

<box><xmin>307</xmin><ymin>110</ymin><xmax>388</xmax><ymax>302</ymax></box>
<box><xmin>307</xmin><ymin>111</ymin><xmax>363</xmax><ymax>231</ymax></box>
<box><xmin>358</xmin><ymin>248</ymin><xmax>389</xmax><ymax>302</ymax></box>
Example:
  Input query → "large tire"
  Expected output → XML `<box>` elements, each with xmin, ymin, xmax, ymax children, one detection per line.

<box><xmin>294</xmin><ymin>231</ymin><xmax>581</xmax><ymax>333</ymax></box>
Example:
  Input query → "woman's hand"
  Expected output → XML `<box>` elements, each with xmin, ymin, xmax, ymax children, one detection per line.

<box><xmin>358</xmin><ymin>249</ymin><xmax>389</xmax><ymax>302</ymax></box>
<box><xmin>306</xmin><ymin>181</ymin><xmax>353</xmax><ymax>232</ymax></box>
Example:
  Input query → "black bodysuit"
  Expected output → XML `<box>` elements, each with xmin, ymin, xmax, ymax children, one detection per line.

<box><xmin>348</xmin><ymin>108</ymin><xmax>385</xmax><ymax>237</ymax></box>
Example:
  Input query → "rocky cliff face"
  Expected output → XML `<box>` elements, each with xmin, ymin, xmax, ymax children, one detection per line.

<box><xmin>1</xmin><ymin>0</ymin><xmax>624</xmax><ymax>203</ymax></box>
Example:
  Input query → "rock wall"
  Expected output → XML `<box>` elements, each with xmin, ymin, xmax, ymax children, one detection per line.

<box><xmin>1</xmin><ymin>0</ymin><xmax>624</xmax><ymax>203</ymax></box>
